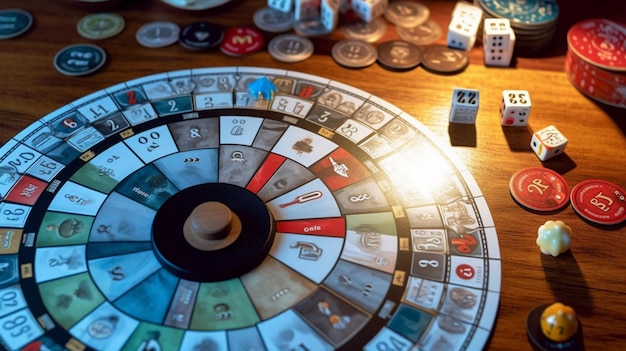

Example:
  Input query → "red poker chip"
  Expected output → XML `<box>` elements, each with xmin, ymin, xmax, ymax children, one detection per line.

<box><xmin>509</xmin><ymin>167</ymin><xmax>570</xmax><ymax>212</ymax></box>
<box><xmin>571</xmin><ymin>179</ymin><xmax>626</xmax><ymax>226</ymax></box>
<box><xmin>220</xmin><ymin>27</ymin><xmax>264</xmax><ymax>57</ymax></box>
<box><xmin>565</xmin><ymin>49</ymin><xmax>626</xmax><ymax>108</ymax></box>
<box><xmin>567</xmin><ymin>18</ymin><xmax>626</xmax><ymax>72</ymax></box>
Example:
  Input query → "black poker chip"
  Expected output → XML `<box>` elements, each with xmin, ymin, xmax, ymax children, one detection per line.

<box><xmin>377</xmin><ymin>40</ymin><xmax>422</xmax><ymax>71</ymax></box>
<box><xmin>179</xmin><ymin>21</ymin><xmax>224</xmax><ymax>51</ymax></box>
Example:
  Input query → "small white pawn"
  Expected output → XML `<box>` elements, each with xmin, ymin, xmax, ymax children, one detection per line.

<box><xmin>536</xmin><ymin>220</ymin><xmax>571</xmax><ymax>257</ymax></box>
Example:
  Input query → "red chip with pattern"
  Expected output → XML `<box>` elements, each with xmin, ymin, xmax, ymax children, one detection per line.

<box><xmin>509</xmin><ymin>167</ymin><xmax>570</xmax><ymax>212</ymax></box>
<box><xmin>567</xmin><ymin>18</ymin><xmax>626</xmax><ymax>72</ymax></box>
<box><xmin>571</xmin><ymin>179</ymin><xmax>626</xmax><ymax>225</ymax></box>
<box><xmin>220</xmin><ymin>27</ymin><xmax>264</xmax><ymax>57</ymax></box>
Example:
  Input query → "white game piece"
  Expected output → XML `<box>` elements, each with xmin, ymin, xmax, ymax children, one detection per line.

<box><xmin>500</xmin><ymin>89</ymin><xmax>531</xmax><ymax>126</ymax></box>
<box><xmin>449</xmin><ymin>88</ymin><xmax>479</xmax><ymax>124</ymax></box>
<box><xmin>447</xmin><ymin>1</ymin><xmax>483</xmax><ymax>51</ymax></box>
<box><xmin>268</xmin><ymin>0</ymin><xmax>294</xmax><ymax>13</ymax></box>
<box><xmin>294</xmin><ymin>0</ymin><xmax>321</xmax><ymax>21</ymax></box>
<box><xmin>530</xmin><ymin>125</ymin><xmax>568</xmax><ymax>161</ymax></box>
<box><xmin>536</xmin><ymin>220</ymin><xmax>571</xmax><ymax>257</ymax></box>
<box><xmin>483</xmin><ymin>18</ymin><xmax>516</xmax><ymax>67</ymax></box>
<box><xmin>321</xmin><ymin>0</ymin><xmax>341</xmax><ymax>31</ymax></box>
<box><xmin>352</xmin><ymin>0</ymin><xmax>388</xmax><ymax>23</ymax></box>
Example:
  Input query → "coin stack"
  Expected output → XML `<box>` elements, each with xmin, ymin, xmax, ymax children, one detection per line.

<box><xmin>565</xmin><ymin>18</ymin><xmax>626</xmax><ymax>108</ymax></box>
<box><xmin>475</xmin><ymin>0</ymin><xmax>559</xmax><ymax>56</ymax></box>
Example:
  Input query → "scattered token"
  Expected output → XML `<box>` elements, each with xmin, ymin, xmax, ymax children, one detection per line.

<box><xmin>160</xmin><ymin>0</ymin><xmax>231</xmax><ymax>11</ymax></box>
<box><xmin>268</xmin><ymin>34</ymin><xmax>314</xmax><ymax>63</ymax></box>
<box><xmin>421</xmin><ymin>45</ymin><xmax>469</xmax><ymax>74</ymax></box>
<box><xmin>220</xmin><ymin>27</ymin><xmax>264</xmax><ymax>56</ymax></box>
<box><xmin>567</xmin><ymin>18</ymin><xmax>626</xmax><ymax>72</ymax></box>
<box><xmin>136</xmin><ymin>21</ymin><xmax>181</xmax><ymax>48</ymax></box>
<box><xmin>77</xmin><ymin>13</ymin><xmax>125</xmax><ymax>40</ymax></box>
<box><xmin>340</xmin><ymin>17</ymin><xmax>387</xmax><ymax>43</ymax></box>
<box><xmin>384</xmin><ymin>1</ymin><xmax>430</xmax><ymax>28</ymax></box>
<box><xmin>396</xmin><ymin>19</ymin><xmax>442</xmax><ymax>46</ymax></box>
<box><xmin>527</xmin><ymin>303</ymin><xmax>584</xmax><ymax>351</ymax></box>
<box><xmin>253</xmin><ymin>7</ymin><xmax>294</xmax><ymax>33</ymax></box>
<box><xmin>570</xmin><ymin>179</ymin><xmax>626</xmax><ymax>226</ymax></box>
<box><xmin>0</xmin><ymin>9</ymin><xmax>34</xmax><ymax>40</ymax></box>
<box><xmin>294</xmin><ymin>16</ymin><xmax>332</xmax><ymax>37</ymax></box>
<box><xmin>331</xmin><ymin>39</ymin><xmax>378</xmax><ymax>68</ymax></box>
<box><xmin>53</xmin><ymin>43</ymin><xmax>107</xmax><ymax>76</ymax></box>
<box><xmin>179</xmin><ymin>21</ymin><xmax>224</xmax><ymax>51</ymax></box>
<box><xmin>377</xmin><ymin>40</ymin><xmax>422</xmax><ymax>71</ymax></box>
<box><xmin>509</xmin><ymin>167</ymin><xmax>570</xmax><ymax>213</ymax></box>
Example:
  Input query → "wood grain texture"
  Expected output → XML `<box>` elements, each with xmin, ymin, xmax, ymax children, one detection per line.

<box><xmin>1</xmin><ymin>0</ymin><xmax>626</xmax><ymax>350</ymax></box>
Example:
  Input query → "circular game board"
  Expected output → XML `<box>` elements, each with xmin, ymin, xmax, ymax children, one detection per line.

<box><xmin>0</xmin><ymin>67</ymin><xmax>501</xmax><ymax>351</ymax></box>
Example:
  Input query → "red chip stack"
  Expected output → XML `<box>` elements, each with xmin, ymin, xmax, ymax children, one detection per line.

<box><xmin>565</xmin><ymin>18</ymin><xmax>626</xmax><ymax>108</ymax></box>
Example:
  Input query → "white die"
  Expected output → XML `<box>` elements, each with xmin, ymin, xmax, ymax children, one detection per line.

<box><xmin>351</xmin><ymin>0</ymin><xmax>387</xmax><ymax>23</ymax></box>
<box><xmin>449</xmin><ymin>88</ymin><xmax>479</xmax><ymax>124</ymax></box>
<box><xmin>530</xmin><ymin>125</ymin><xmax>568</xmax><ymax>161</ymax></box>
<box><xmin>447</xmin><ymin>1</ymin><xmax>482</xmax><ymax>51</ymax></box>
<box><xmin>321</xmin><ymin>0</ymin><xmax>340</xmax><ymax>31</ymax></box>
<box><xmin>268</xmin><ymin>0</ymin><xmax>293</xmax><ymax>13</ymax></box>
<box><xmin>500</xmin><ymin>90</ymin><xmax>531</xmax><ymax>126</ymax></box>
<box><xmin>483</xmin><ymin>18</ymin><xmax>516</xmax><ymax>66</ymax></box>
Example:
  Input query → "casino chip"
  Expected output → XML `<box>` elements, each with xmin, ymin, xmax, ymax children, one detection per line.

<box><xmin>0</xmin><ymin>9</ymin><xmax>33</xmax><ymax>39</ymax></box>
<box><xmin>294</xmin><ymin>16</ymin><xmax>332</xmax><ymax>37</ymax></box>
<box><xmin>421</xmin><ymin>45</ymin><xmax>469</xmax><ymax>74</ymax></box>
<box><xmin>384</xmin><ymin>1</ymin><xmax>430</xmax><ymax>28</ymax></box>
<box><xmin>509</xmin><ymin>167</ymin><xmax>570</xmax><ymax>213</ymax></box>
<box><xmin>53</xmin><ymin>43</ymin><xmax>107</xmax><ymax>76</ymax></box>
<box><xmin>253</xmin><ymin>7</ymin><xmax>294</xmax><ymax>33</ymax></box>
<box><xmin>77</xmin><ymin>13</ymin><xmax>125</xmax><ymax>40</ymax></box>
<box><xmin>220</xmin><ymin>27</ymin><xmax>264</xmax><ymax>57</ymax></box>
<box><xmin>377</xmin><ymin>40</ymin><xmax>422</xmax><ymax>71</ymax></box>
<box><xmin>570</xmin><ymin>179</ymin><xmax>626</xmax><ymax>226</ymax></box>
<box><xmin>332</xmin><ymin>39</ymin><xmax>378</xmax><ymax>68</ymax></box>
<box><xmin>179</xmin><ymin>21</ymin><xmax>224</xmax><ymax>51</ymax></box>
<box><xmin>340</xmin><ymin>17</ymin><xmax>387</xmax><ymax>43</ymax></box>
<box><xmin>396</xmin><ymin>19</ymin><xmax>442</xmax><ymax>46</ymax></box>
<box><xmin>136</xmin><ymin>21</ymin><xmax>181</xmax><ymax>48</ymax></box>
<box><xmin>268</xmin><ymin>34</ymin><xmax>314</xmax><ymax>63</ymax></box>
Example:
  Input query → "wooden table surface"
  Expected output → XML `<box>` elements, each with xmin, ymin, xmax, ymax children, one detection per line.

<box><xmin>1</xmin><ymin>0</ymin><xmax>625</xmax><ymax>350</ymax></box>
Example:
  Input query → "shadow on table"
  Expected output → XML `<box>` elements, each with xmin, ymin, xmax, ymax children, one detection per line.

<box><xmin>540</xmin><ymin>251</ymin><xmax>594</xmax><ymax>317</ymax></box>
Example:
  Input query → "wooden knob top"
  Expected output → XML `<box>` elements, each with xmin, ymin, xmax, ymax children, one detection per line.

<box><xmin>183</xmin><ymin>201</ymin><xmax>241</xmax><ymax>251</ymax></box>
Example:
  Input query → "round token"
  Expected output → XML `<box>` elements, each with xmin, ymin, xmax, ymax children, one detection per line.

<box><xmin>220</xmin><ymin>27</ymin><xmax>264</xmax><ymax>56</ymax></box>
<box><xmin>76</xmin><ymin>13</ymin><xmax>125</xmax><ymax>40</ymax></box>
<box><xmin>377</xmin><ymin>40</ymin><xmax>422</xmax><ymax>71</ymax></box>
<box><xmin>396</xmin><ymin>19</ymin><xmax>442</xmax><ymax>46</ymax></box>
<box><xmin>294</xmin><ymin>16</ymin><xmax>332</xmax><ymax>37</ymax></box>
<box><xmin>268</xmin><ymin>34</ymin><xmax>314</xmax><ymax>63</ymax></box>
<box><xmin>527</xmin><ymin>304</ymin><xmax>584</xmax><ymax>351</ymax></box>
<box><xmin>567</xmin><ymin>18</ymin><xmax>626</xmax><ymax>72</ymax></box>
<box><xmin>340</xmin><ymin>17</ymin><xmax>387</xmax><ymax>43</ymax></box>
<box><xmin>384</xmin><ymin>1</ymin><xmax>430</xmax><ymax>28</ymax></box>
<box><xmin>53</xmin><ymin>43</ymin><xmax>107</xmax><ymax>76</ymax></box>
<box><xmin>179</xmin><ymin>21</ymin><xmax>224</xmax><ymax>50</ymax></box>
<box><xmin>0</xmin><ymin>9</ymin><xmax>33</xmax><ymax>39</ymax></box>
<box><xmin>136</xmin><ymin>21</ymin><xmax>181</xmax><ymax>48</ymax></box>
<box><xmin>160</xmin><ymin>0</ymin><xmax>231</xmax><ymax>10</ymax></box>
<box><xmin>421</xmin><ymin>45</ymin><xmax>469</xmax><ymax>74</ymax></box>
<box><xmin>509</xmin><ymin>167</ymin><xmax>570</xmax><ymax>212</ymax></box>
<box><xmin>570</xmin><ymin>179</ymin><xmax>626</xmax><ymax>225</ymax></box>
<box><xmin>478</xmin><ymin>0</ymin><xmax>559</xmax><ymax>26</ymax></box>
<box><xmin>253</xmin><ymin>7</ymin><xmax>294</xmax><ymax>33</ymax></box>
<box><xmin>332</xmin><ymin>39</ymin><xmax>378</xmax><ymax>68</ymax></box>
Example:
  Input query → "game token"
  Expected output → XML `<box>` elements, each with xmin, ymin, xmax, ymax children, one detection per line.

<box><xmin>395</xmin><ymin>19</ymin><xmax>442</xmax><ymax>46</ymax></box>
<box><xmin>527</xmin><ymin>303</ymin><xmax>584</xmax><ymax>351</ymax></box>
<box><xmin>340</xmin><ymin>17</ymin><xmax>387</xmax><ymax>43</ymax></box>
<box><xmin>377</xmin><ymin>40</ymin><xmax>422</xmax><ymax>71</ymax></box>
<box><xmin>509</xmin><ymin>167</ymin><xmax>570</xmax><ymax>212</ymax></box>
<box><xmin>331</xmin><ymin>39</ymin><xmax>378</xmax><ymax>68</ymax></box>
<box><xmin>76</xmin><ymin>13</ymin><xmax>125</xmax><ymax>40</ymax></box>
<box><xmin>384</xmin><ymin>1</ymin><xmax>430</xmax><ymax>28</ymax></box>
<box><xmin>570</xmin><ymin>179</ymin><xmax>626</xmax><ymax>226</ymax></box>
<box><xmin>478</xmin><ymin>0</ymin><xmax>559</xmax><ymax>27</ymax></box>
<box><xmin>179</xmin><ymin>21</ymin><xmax>224</xmax><ymax>50</ymax></box>
<box><xmin>268</xmin><ymin>34</ymin><xmax>314</xmax><ymax>62</ymax></box>
<box><xmin>0</xmin><ymin>66</ymin><xmax>502</xmax><ymax>351</ymax></box>
<box><xmin>0</xmin><ymin>9</ymin><xmax>33</xmax><ymax>40</ymax></box>
<box><xmin>136</xmin><ymin>21</ymin><xmax>181</xmax><ymax>48</ymax></box>
<box><xmin>53</xmin><ymin>43</ymin><xmax>107</xmax><ymax>76</ymax></box>
<box><xmin>252</xmin><ymin>7</ymin><xmax>294</xmax><ymax>33</ymax></box>
<box><xmin>421</xmin><ymin>45</ymin><xmax>469</xmax><ymax>74</ymax></box>
<box><xmin>160</xmin><ymin>0</ymin><xmax>231</xmax><ymax>10</ymax></box>
<box><xmin>294</xmin><ymin>16</ymin><xmax>333</xmax><ymax>37</ymax></box>
<box><xmin>567</xmin><ymin>18</ymin><xmax>626</xmax><ymax>72</ymax></box>
<box><xmin>220</xmin><ymin>27</ymin><xmax>264</xmax><ymax>56</ymax></box>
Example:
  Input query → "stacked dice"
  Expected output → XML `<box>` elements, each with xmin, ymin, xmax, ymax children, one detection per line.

<box><xmin>565</xmin><ymin>18</ymin><xmax>626</xmax><ymax>108</ymax></box>
<box><xmin>482</xmin><ymin>18</ymin><xmax>515</xmax><ymax>67</ymax></box>
<box><xmin>446</xmin><ymin>1</ymin><xmax>483</xmax><ymax>51</ymax></box>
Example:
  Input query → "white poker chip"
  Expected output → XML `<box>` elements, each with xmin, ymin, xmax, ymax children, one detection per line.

<box><xmin>253</xmin><ymin>7</ymin><xmax>294</xmax><ymax>33</ymax></box>
<box><xmin>268</xmin><ymin>34</ymin><xmax>314</xmax><ymax>63</ymax></box>
<box><xmin>136</xmin><ymin>21</ymin><xmax>181</xmax><ymax>48</ymax></box>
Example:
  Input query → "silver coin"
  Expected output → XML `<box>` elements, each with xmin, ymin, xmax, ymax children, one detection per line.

<box><xmin>340</xmin><ymin>17</ymin><xmax>387</xmax><ymax>43</ymax></box>
<box><xmin>421</xmin><ymin>45</ymin><xmax>469</xmax><ymax>74</ymax></box>
<box><xmin>396</xmin><ymin>19</ymin><xmax>442</xmax><ymax>46</ymax></box>
<box><xmin>294</xmin><ymin>16</ymin><xmax>332</xmax><ymax>37</ymax></box>
<box><xmin>332</xmin><ymin>39</ymin><xmax>378</xmax><ymax>68</ymax></box>
<box><xmin>268</xmin><ymin>34</ymin><xmax>314</xmax><ymax>63</ymax></box>
<box><xmin>253</xmin><ymin>7</ymin><xmax>294</xmax><ymax>33</ymax></box>
<box><xmin>384</xmin><ymin>1</ymin><xmax>430</xmax><ymax>28</ymax></box>
<box><xmin>136</xmin><ymin>21</ymin><xmax>181</xmax><ymax>48</ymax></box>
